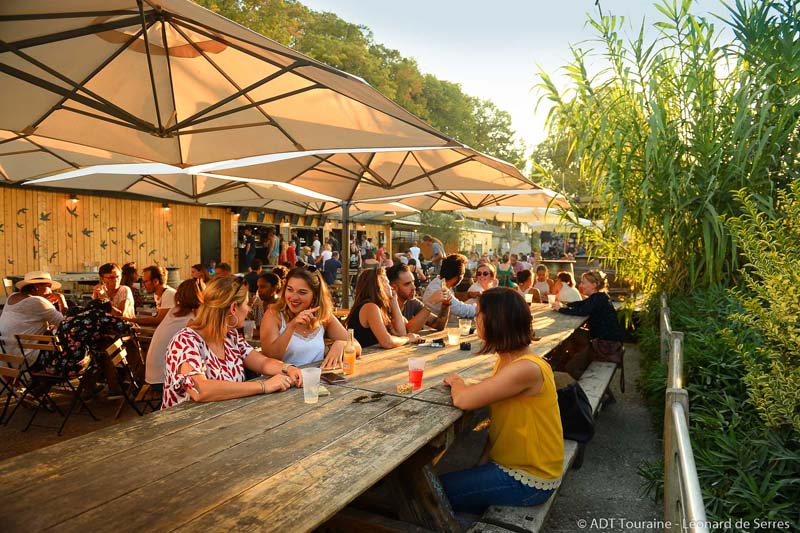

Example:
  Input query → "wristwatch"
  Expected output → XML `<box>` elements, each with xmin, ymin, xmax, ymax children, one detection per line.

<box><xmin>281</xmin><ymin>364</ymin><xmax>296</xmax><ymax>375</ymax></box>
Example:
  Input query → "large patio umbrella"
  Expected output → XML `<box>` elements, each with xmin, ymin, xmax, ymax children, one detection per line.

<box><xmin>0</xmin><ymin>0</ymin><xmax>455</xmax><ymax>166</ymax></box>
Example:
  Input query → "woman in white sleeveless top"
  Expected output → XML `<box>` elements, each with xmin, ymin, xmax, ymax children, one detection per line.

<box><xmin>260</xmin><ymin>266</ymin><xmax>361</xmax><ymax>368</ymax></box>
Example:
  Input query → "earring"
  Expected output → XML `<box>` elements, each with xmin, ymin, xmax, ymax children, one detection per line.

<box><xmin>226</xmin><ymin>314</ymin><xmax>238</xmax><ymax>329</ymax></box>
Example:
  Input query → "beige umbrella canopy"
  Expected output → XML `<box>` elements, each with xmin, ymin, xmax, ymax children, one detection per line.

<box><xmin>400</xmin><ymin>188</ymin><xmax>570</xmax><ymax>211</ymax></box>
<box><xmin>197</xmin><ymin>146</ymin><xmax>531</xmax><ymax>202</ymax></box>
<box><xmin>0</xmin><ymin>130</ymin><xmax>157</xmax><ymax>183</ymax></box>
<box><xmin>0</xmin><ymin>0</ymin><xmax>454</xmax><ymax>167</ymax></box>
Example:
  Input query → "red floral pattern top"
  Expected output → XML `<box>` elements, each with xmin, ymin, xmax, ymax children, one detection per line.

<box><xmin>161</xmin><ymin>327</ymin><xmax>254</xmax><ymax>409</ymax></box>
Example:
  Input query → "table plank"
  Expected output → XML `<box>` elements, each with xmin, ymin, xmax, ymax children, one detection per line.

<box><xmin>174</xmin><ymin>397</ymin><xmax>462</xmax><ymax>532</ymax></box>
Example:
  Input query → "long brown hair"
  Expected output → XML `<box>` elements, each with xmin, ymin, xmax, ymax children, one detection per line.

<box><xmin>188</xmin><ymin>276</ymin><xmax>247</xmax><ymax>343</ymax></box>
<box><xmin>173</xmin><ymin>279</ymin><xmax>204</xmax><ymax>318</ymax></box>
<box><xmin>346</xmin><ymin>268</ymin><xmax>390</xmax><ymax>328</ymax></box>
<box><xmin>275</xmin><ymin>267</ymin><xmax>332</xmax><ymax>329</ymax></box>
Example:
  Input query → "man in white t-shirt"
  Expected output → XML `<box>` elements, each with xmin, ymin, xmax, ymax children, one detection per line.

<box><xmin>133</xmin><ymin>265</ymin><xmax>176</xmax><ymax>326</ymax></box>
<box><xmin>409</xmin><ymin>241</ymin><xmax>421</xmax><ymax>262</ymax></box>
<box><xmin>312</xmin><ymin>233</ymin><xmax>322</xmax><ymax>259</ymax></box>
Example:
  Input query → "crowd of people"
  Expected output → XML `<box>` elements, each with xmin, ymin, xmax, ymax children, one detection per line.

<box><xmin>0</xmin><ymin>228</ymin><xmax>623</xmax><ymax>519</ymax></box>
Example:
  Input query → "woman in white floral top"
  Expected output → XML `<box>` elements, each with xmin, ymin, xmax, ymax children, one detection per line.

<box><xmin>162</xmin><ymin>276</ymin><xmax>302</xmax><ymax>409</ymax></box>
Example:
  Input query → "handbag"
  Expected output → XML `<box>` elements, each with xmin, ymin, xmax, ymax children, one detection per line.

<box><xmin>557</xmin><ymin>382</ymin><xmax>595</xmax><ymax>444</ymax></box>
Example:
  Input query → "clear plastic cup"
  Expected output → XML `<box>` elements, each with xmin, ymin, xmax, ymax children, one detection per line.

<box><xmin>447</xmin><ymin>327</ymin><xmax>460</xmax><ymax>346</ymax></box>
<box><xmin>243</xmin><ymin>320</ymin><xmax>255</xmax><ymax>339</ymax></box>
<box><xmin>302</xmin><ymin>368</ymin><xmax>322</xmax><ymax>404</ymax></box>
<box><xmin>408</xmin><ymin>357</ymin><xmax>426</xmax><ymax>390</ymax></box>
<box><xmin>547</xmin><ymin>294</ymin><xmax>557</xmax><ymax>305</ymax></box>
<box><xmin>524</xmin><ymin>293</ymin><xmax>533</xmax><ymax>304</ymax></box>
<box><xmin>458</xmin><ymin>318</ymin><xmax>472</xmax><ymax>336</ymax></box>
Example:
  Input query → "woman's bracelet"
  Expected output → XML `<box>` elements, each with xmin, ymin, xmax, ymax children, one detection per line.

<box><xmin>259</xmin><ymin>381</ymin><xmax>266</xmax><ymax>394</ymax></box>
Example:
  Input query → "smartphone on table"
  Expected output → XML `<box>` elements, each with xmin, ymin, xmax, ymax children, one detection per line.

<box><xmin>320</xmin><ymin>372</ymin><xmax>347</xmax><ymax>384</ymax></box>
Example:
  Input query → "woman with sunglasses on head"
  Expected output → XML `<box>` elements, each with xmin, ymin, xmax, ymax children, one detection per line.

<box><xmin>260</xmin><ymin>265</ymin><xmax>361</xmax><ymax>369</ymax></box>
<box><xmin>161</xmin><ymin>276</ymin><xmax>302</xmax><ymax>409</ymax></box>
<box><xmin>441</xmin><ymin>288</ymin><xmax>563</xmax><ymax>514</ymax></box>
<box><xmin>346</xmin><ymin>268</ymin><xmax>423</xmax><ymax>349</ymax></box>
<box><xmin>466</xmin><ymin>262</ymin><xmax>498</xmax><ymax>304</ymax></box>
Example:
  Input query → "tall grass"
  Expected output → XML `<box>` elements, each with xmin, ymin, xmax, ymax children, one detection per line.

<box><xmin>537</xmin><ymin>0</ymin><xmax>800</xmax><ymax>296</ymax></box>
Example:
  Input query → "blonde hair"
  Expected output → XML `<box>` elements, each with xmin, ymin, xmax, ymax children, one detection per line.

<box><xmin>189</xmin><ymin>276</ymin><xmax>248</xmax><ymax>343</ymax></box>
<box><xmin>581</xmin><ymin>269</ymin><xmax>608</xmax><ymax>292</ymax></box>
<box><xmin>275</xmin><ymin>267</ymin><xmax>332</xmax><ymax>329</ymax></box>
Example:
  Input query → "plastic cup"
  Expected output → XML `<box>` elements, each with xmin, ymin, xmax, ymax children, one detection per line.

<box><xmin>302</xmin><ymin>368</ymin><xmax>322</xmax><ymax>404</ymax></box>
<box><xmin>547</xmin><ymin>294</ymin><xmax>557</xmax><ymax>305</ymax></box>
<box><xmin>243</xmin><ymin>320</ymin><xmax>255</xmax><ymax>339</ymax></box>
<box><xmin>458</xmin><ymin>318</ymin><xmax>472</xmax><ymax>336</ymax></box>
<box><xmin>408</xmin><ymin>357</ymin><xmax>426</xmax><ymax>390</ymax></box>
<box><xmin>447</xmin><ymin>328</ymin><xmax>460</xmax><ymax>346</ymax></box>
<box><xmin>524</xmin><ymin>293</ymin><xmax>533</xmax><ymax>305</ymax></box>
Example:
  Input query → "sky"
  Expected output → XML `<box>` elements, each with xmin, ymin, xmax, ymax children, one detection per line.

<box><xmin>300</xmin><ymin>0</ymin><xmax>729</xmax><ymax>149</ymax></box>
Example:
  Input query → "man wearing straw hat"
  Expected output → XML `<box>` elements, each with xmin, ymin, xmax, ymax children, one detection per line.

<box><xmin>0</xmin><ymin>271</ymin><xmax>66</xmax><ymax>365</ymax></box>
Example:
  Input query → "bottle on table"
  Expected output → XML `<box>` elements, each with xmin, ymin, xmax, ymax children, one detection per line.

<box><xmin>342</xmin><ymin>329</ymin><xmax>356</xmax><ymax>375</ymax></box>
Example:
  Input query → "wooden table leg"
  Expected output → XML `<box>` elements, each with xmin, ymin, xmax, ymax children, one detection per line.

<box><xmin>387</xmin><ymin>445</ymin><xmax>462</xmax><ymax>532</ymax></box>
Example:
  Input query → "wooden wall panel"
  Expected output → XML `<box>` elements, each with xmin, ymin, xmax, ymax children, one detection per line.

<box><xmin>0</xmin><ymin>186</ymin><xmax>234</xmax><ymax>282</ymax></box>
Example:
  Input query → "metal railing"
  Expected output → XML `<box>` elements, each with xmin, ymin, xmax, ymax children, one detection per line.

<box><xmin>661</xmin><ymin>295</ymin><xmax>708</xmax><ymax>533</ymax></box>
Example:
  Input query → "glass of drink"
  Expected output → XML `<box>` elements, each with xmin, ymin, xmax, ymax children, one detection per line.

<box><xmin>242</xmin><ymin>320</ymin><xmax>255</xmax><ymax>339</ymax></box>
<box><xmin>408</xmin><ymin>357</ymin><xmax>425</xmax><ymax>390</ymax></box>
<box><xmin>524</xmin><ymin>293</ymin><xmax>533</xmax><ymax>305</ymax></box>
<box><xmin>447</xmin><ymin>327</ymin><xmax>460</xmax><ymax>346</ymax></box>
<box><xmin>547</xmin><ymin>294</ymin><xmax>557</xmax><ymax>306</ymax></box>
<box><xmin>301</xmin><ymin>368</ymin><xmax>322</xmax><ymax>404</ymax></box>
<box><xmin>458</xmin><ymin>318</ymin><xmax>472</xmax><ymax>336</ymax></box>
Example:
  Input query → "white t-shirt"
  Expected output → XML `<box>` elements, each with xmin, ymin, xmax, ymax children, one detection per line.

<box><xmin>155</xmin><ymin>286</ymin><xmax>176</xmax><ymax>309</ymax></box>
<box><xmin>312</xmin><ymin>239</ymin><xmax>321</xmax><ymax>258</ymax></box>
<box><xmin>558</xmin><ymin>285</ymin><xmax>583</xmax><ymax>303</ymax></box>
<box><xmin>319</xmin><ymin>249</ymin><xmax>332</xmax><ymax>266</ymax></box>
<box><xmin>409</xmin><ymin>246</ymin><xmax>421</xmax><ymax>261</ymax></box>
<box><xmin>145</xmin><ymin>307</ymin><xmax>194</xmax><ymax>384</ymax></box>
<box><xmin>0</xmin><ymin>295</ymin><xmax>64</xmax><ymax>365</ymax></box>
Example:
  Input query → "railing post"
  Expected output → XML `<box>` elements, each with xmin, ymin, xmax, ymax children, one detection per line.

<box><xmin>664</xmin><ymin>387</ymin><xmax>690</xmax><ymax>532</ymax></box>
<box><xmin>667</xmin><ymin>332</ymin><xmax>684</xmax><ymax>389</ymax></box>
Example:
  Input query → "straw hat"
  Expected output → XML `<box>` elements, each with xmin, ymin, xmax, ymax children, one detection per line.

<box><xmin>16</xmin><ymin>271</ymin><xmax>61</xmax><ymax>290</ymax></box>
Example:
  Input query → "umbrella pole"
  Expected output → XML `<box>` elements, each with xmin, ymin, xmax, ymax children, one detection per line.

<box><xmin>341</xmin><ymin>202</ymin><xmax>350</xmax><ymax>309</ymax></box>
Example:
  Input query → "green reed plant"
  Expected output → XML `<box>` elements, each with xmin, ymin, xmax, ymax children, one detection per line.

<box><xmin>536</xmin><ymin>0</ymin><xmax>800</xmax><ymax>296</ymax></box>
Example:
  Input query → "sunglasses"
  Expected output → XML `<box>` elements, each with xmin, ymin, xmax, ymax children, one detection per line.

<box><xmin>476</xmin><ymin>271</ymin><xmax>493</xmax><ymax>277</ymax></box>
<box><xmin>294</xmin><ymin>261</ymin><xmax>318</xmax><ymax>273</ymax></box>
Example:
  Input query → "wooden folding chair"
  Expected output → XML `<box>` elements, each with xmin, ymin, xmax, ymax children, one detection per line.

<box><xmin>104</xmin><ymin>337</ymin><xmax>144</xmax><ymax>419</ymax></box>
<box><xmin>0</xmin><ymin>352</ymin><xmax>25</xmax><ymax>424</ymax></box>
<box><xmin>15</xmin><ymin>333</ymin><xmax>98</xmax><ymax>435</ymax></box>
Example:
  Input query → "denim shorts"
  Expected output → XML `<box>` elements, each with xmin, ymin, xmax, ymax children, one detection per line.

<box><xmin>440</xmin><ymin>462</ymin><xmax>555</xmax><ymax>514</ymax></box>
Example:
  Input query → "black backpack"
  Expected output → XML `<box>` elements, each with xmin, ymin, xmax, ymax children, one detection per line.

<box><xmin>557</xmin><ymin>382</ymin><xmax>595</xmax><ymax>443</ymax></box>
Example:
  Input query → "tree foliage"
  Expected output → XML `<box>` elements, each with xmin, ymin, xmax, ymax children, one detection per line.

<box><xmin>728</xmin><ymin>184</ymin><xmax>800</xmax><ymax>432</ymax></box>
<box><xmin>195</xmin><ymin>0</ymin><xmax>525</xmax><ymax>167</ymax></box>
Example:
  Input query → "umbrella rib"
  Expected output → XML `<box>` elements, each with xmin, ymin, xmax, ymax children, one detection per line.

<box><xmin>160</xmin><ymin>19</ymin><xmax>183</xmax><ymax>159</ymax></box>
<box><xmin>174</xmin><ymin>86</ymin><xmax>320</xmax><ymax>134</ymax></box>
<box><xmin>390</xmin><ymin>151</ymin><xmax>412</xmax><ymax>184</ymax></box>
<box><xmin>167</xmin><ymin>21</ymin><xmax>304</xmax><ymax>150</ymax></box>
<box><xmin>137</xmin><ymin>0</ymin><xmax>164</xmax><ymax>132</ymax></box>
<box><xmin>138</xmin><ymin>175</ymin><xmax>194</xmax><ymax>199</ymax></box>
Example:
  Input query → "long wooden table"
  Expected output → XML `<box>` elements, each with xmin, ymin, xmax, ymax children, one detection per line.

<box><xmin>0</xmin><ymin>305</ymin><xmax>586</xmax><ymax>532</ymax></box>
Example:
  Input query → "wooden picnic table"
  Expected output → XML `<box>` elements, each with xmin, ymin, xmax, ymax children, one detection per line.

<box><xmin>0</xmin><ymin>304</ymin><xmax>587</xmax><ymax>533</ymax></box>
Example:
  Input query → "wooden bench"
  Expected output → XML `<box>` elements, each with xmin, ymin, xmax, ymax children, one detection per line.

<box><xmin>468</xmin><ymin>360</ymin><xmax>619</xmax><ymax>533</ymax></box>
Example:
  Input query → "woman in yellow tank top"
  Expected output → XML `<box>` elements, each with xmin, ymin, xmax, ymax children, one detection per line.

<box><xmin>441</xmin><ymin>288</ymin><xmax>564</xmax><ymax>513</ymax></box>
